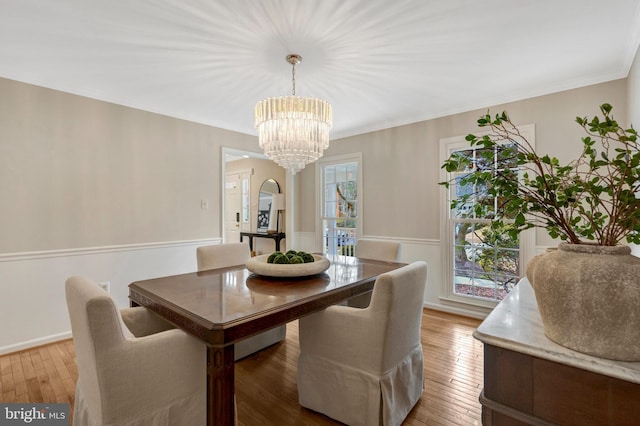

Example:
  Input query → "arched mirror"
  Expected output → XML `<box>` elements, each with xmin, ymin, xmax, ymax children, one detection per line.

<box><xmin>257</xmin><ymin>178</ymin><xmax>281</xmax><ymax>233</ymax></box>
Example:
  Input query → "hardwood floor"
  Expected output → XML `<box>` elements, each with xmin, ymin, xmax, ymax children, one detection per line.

<box><xmin>0</xmin><ymin>309</ymin><xmax>483</xmax><ymax>425</ymax></box>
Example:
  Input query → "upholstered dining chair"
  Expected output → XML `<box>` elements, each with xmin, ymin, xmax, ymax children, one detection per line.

<box><xmin>356</xmin><ymin>238</ymin><xmax>401</xmax><ymax>262</ymax></box>
<box><xmin>297</xmin><ymin>261</ymin><xmax>428</xmax><ymax>426</ymax></box>
<box><xmin>348</xmin><ymin>238</ymin><xmax>402</xmax><ymax>308</ymax></box>
<box><xmin>65</xmin><ymin>276</ymin><xmax>206</xmax><ymax>426</ymax></box>
<box><xmin>196</xmin><ymin>242</ymin><xmax>286</xmax><ymax>360</ymax></box>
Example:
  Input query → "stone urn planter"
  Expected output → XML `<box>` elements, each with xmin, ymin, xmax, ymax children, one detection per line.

<box><xmin>526</xmin><ymin>243</ymin><xmax>640</xmax><ymax>361</ymax></box>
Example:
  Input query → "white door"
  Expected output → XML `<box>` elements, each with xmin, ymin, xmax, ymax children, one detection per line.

<box><xmin>224</xmin><ymin>173</ymin><xmax>242</xmax><ymax>242</ymax></box>
<box><xmin>224</xmin><ymin>171</ymin><xmax>251</xmax><ymax>242</ymax></box>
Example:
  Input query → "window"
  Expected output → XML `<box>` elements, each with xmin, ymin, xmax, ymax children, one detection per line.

<box><xmin>440</xmin><ymin>125</ymin><xmax>535</xmax><ymax>307</ymax></box>
<box><xmin>242</xmin><ymin>177</ymin><xmax>250</xmax><ymax>224</ymax></box>
<box><xmin>318</xmin><ymin>154</ymin><xmax>362</xmax><ymax>259</ymax></box>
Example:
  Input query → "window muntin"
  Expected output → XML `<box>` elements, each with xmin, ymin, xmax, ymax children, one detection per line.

<box><xmin>242</xmin><ymin>177</ymin><xmax>250</xmax><ymax>223</ymax></box>
<box><xmin>321</xmin><ymin>160</ymin><xmax>360</xmax><ymax>259</ymax></box>
<box><xmin>445</xmin><ymin>141</ymin><xmax>523</xmax><ymax>303</ymax></box>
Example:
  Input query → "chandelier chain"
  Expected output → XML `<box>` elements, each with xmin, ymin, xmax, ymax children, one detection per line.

<box><xmin>291</xmin><ymin>62</ymin><xmax>296</xmax><ymax>96</ymax></box>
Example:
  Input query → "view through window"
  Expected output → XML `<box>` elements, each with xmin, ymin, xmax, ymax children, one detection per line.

<box><xmin>321</xmin><ymin>160</ymin><xmax>359</xmax><ymax>258</ymax></box>
<box><xmin>446</xmin><ymin>142</ymin><xmax>521</xmax><ymax>302</ymax></box>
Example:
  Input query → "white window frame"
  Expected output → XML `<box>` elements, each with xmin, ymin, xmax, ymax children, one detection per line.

<box><xmin>439</xmin><ymin>124</ymin><xmax>536</xmax><ymax>308</ymax></box>
<box><xmin>316</xmin><ymin>153</ymin><xmax>363</xmax><ymax>257</ymax></box>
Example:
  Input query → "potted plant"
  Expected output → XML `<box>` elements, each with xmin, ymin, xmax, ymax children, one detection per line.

<box><xmin>440</xmin><ymin>103</ymin><xmax>640</xmax><ymax>361</ymax></box>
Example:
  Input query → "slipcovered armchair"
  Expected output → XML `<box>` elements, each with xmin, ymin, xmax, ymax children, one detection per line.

<box><xmin>355</xmin><ymin>238</ymin><xmax>401</xmax><ymax>262</ymax></box>
<box><xmin>65</xmin><ymin>276</ymin><xmax>206</xmax><ymax>426</ymax></box>
<box><xmin>196</xmin><ymin>242</ymin><xmax>286</xmax><ymax>360</ymax></box>
<box><xmin>297</xmin><ymin>261</ymin><xmax>427</xmax><ymax>426</ymax></box>
<box><xmin>348</xmin><ymin>238</ymin><xmax>402</xmax><ymax>308</ymax></box>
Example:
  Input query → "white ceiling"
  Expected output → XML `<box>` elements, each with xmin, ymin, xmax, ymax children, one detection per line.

<box><xmin>2</xmin><ymin>0</ymin><xmax>639</xmax><ymax>140</ymax></box>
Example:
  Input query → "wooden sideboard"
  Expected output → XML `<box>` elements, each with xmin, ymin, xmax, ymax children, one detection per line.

<box><xmin>474</xmin><ymin>280</ymin><xmax>640</xmax><ymax>425</ymax></box>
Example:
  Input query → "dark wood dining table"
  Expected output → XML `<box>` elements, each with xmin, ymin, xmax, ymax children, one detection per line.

<box><xmin>128</xmin><ymin>255</ymin><xmax>405</xmax><ymax>426</ymax></box>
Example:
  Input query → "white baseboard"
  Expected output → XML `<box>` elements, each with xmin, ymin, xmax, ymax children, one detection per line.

<box><xmin>0</xmin><ymin>332</ymin><xmax>72</xmax><ymax>356</ymax></box>
<box><xmin>423</xmin><ymin>302</ymin><xmax>489</xmax><ymax>320</ymax></box>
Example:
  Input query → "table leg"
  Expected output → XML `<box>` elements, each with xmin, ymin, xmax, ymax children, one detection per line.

<box><xmin>207</xmin><ymin>345</ymin><xmax>235</xmax><ymax>425</ymax></box>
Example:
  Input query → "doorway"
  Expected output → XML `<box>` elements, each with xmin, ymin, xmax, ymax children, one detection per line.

<box><xmin>221</xmin><ymin>147</ymin><xmax>286</xmax><ymax>246</ymax></box>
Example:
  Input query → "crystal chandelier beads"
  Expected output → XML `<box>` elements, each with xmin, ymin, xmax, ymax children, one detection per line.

<box><xmin>254</xmin><ymin>55</ymin><xmax>333</xmax><ymax>174</ymax></box>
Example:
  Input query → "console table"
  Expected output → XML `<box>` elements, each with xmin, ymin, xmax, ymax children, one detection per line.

<box><xmin>240</xmin><ymin>231</ymin><xmax>286</xmax><ymax>252</ymax></box>
<box><xmin>474</xmin><ymin>279</ymin><xmax>640</xmax><ymax>425</ymax></box>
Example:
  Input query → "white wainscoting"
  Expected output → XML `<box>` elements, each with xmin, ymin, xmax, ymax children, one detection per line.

<box><xmin>0</xmin><ymin>238</ymin><xmax>220</xmax><ymax>355</ymax></box>
<box><xmin>292</xmin><ymin>233</ymin><xmax>566</xmax><ymax>321</ymax></box>
<box><xmin>1</xmin><ymin>234</ymin><xmax>560</xmax><ymax>355</ymax></box>
<box><xmin>293</xmin><ymin>232</ymin><xmax>477</xmax><ymax>317</ymax></box>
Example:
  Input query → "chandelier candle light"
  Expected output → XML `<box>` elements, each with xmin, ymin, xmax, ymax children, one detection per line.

<box><xmin>255</xmin><ymin>54</ymin><xmax>333</xmax><ymax>174</ymax></box>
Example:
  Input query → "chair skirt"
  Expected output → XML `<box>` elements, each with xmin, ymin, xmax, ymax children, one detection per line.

<box><xmin>72</xmin><ymin>381</ymin><xmax>205</xmax><ymax>426</ymax></box>
<box><xmin>297</xmin><ymin>343</ymin><xmax>424</xmax><ymax>426</ymax></box>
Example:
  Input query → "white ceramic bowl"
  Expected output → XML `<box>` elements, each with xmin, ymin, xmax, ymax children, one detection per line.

<box><xmin>245</xmin><ymin>254</ymin><xmax>330</xmax><ymax>278</ymax></box>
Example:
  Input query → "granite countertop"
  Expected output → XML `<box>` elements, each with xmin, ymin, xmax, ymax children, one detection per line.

<box><xmin>473</xmin><ymin>278</ymin><xmax>640</xmax><ymax>384</ymax></box>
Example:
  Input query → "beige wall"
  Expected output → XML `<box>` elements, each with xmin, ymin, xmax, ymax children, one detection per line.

<box><xmin>296</xmin><ymin>79</ymin><xmax>627</xmax><ymax>248</ymax></box>
<box><xmin>0</xmin><ymin>77</ymin><xmax>258</xmax><ymax>253</ymax></box>
<box><xmin>1</xmin><ymin>72</ymin><xmax>632</xmax><ymax>255</ymax></box>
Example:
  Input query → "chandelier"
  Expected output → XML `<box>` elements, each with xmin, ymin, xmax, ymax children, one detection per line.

<box><xmin>255</xmin><ymin>54</ymin><xmax>333</xmax><ymax>174</ymax></box>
